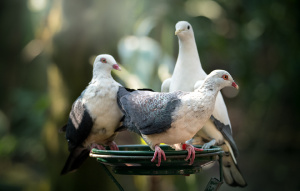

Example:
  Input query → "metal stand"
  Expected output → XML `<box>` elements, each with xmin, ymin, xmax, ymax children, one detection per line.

<box><xmin>100</xmin><ymin>163</ymin><xmax>124</xmax><ymax>191</ymax></box>
<box><xmin>91</xmin><ymin>145</ymin><xmax>224</xmax><ymax>191</ymax></box>
<box><xmin>204</xmin><ymin>154</ymin><xmax>223</xmax><ymax>191</ymax></box>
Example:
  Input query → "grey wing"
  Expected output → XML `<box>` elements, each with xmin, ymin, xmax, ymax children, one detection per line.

<box><xmin>210</xmin><ymin>115</ymin><xmax>239</xmax><ymax>157</ymax></box>
<box><xmin>65</xmin><ymin>94</ymin><xmax>93</xmax><ymax>152</ymax></box>
<box><xmin>120</xmin><ymin>91</ymin><xmax>183</xmax><ymax>135</ymax></box>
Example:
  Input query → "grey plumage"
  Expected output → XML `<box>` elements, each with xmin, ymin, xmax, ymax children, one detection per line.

<box><xmin>118</xmin><ymin>70</ymin><xmax>239</xmax><ymax>167</ymax></box>
<box><xmin>120</xmin><ymin>90</ymin><xmax>186</xmax><ymax>135</ymax></box>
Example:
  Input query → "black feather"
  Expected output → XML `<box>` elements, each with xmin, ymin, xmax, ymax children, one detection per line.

<box><xmin>60</xmin><ymin>91</ymin><xmax>94</xmax><ymax>175</ymax></box>
<box><xmin>60</xmin><ymin>147</ymin><xmax>90</xmax><ymax>175</ymax></box>
<box><xmin>210</xmin><ymin>115</ymin><xmax>239</xmax><ymax>158</ymax></box>
<box><xmin>65</xmin><ymin>94</ymin><xmax>93</xmax><ymax>152</ymax></box>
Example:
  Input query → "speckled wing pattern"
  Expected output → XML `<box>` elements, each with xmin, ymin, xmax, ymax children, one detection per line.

<box><xmin>210</xmin><ymin>115</ymin><xmax>239</xmax><ymax>157</ymax></box>
<box><xmin>60</xmin><ymin>90</ymin><xmax>94</xmax><ymax>175</ymax></box>
<box><xmin>65</xmin><ymin>91</ymin><xmax>93</xmax><ymax>152</ymax></box>
<box><xmin>119</xmin><ymin>89</ymin><xmax>185</xmax><ymax>135</ymax></box>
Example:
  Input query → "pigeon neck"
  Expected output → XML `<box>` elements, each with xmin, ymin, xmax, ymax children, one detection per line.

<box><xmin>177</xmin><ymin>36</ymin><xmax>203</xmax><ymax>70</ymax></box>
<box><xmin>196</xmin><ymin>79</ymin><xmax>222</xmax><ymax>96</ymax></box>
<box><xmin>92</xmin><ymin>69</ymin><xmax>113</xmax><ymax>82</ymax></box>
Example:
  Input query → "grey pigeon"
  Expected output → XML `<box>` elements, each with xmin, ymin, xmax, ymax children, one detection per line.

<box><xmin>118</xmin><ymin>70</ymin><xmax>239</xmax><ymax>167</ymax></box>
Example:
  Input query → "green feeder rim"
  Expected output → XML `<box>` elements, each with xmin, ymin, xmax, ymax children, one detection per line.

<box><xmin>91</xmin><ymin>144</ymin><xmax>224</xmax><ymax>191</ymax></box>
<box><xmin>90</xmin><ymin>144</ymin><xmax>224</xmax><ymax>176</ymax></box>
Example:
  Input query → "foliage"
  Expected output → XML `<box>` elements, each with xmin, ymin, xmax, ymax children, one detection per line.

<box><xmin>0</xmin><ymin>0</ymin><xmax>300</xmax><ymax>190</ymax></box>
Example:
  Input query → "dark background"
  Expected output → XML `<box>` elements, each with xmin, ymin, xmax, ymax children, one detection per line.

<box><xmin>1</xmin><ymin>0</ymin><xmax>299</xmax><ymax>190</ymax></box>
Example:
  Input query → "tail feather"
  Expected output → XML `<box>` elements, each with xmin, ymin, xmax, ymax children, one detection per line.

<box><xmin>60</xmin><ymin>147</ymin><xmax>90</xmax><ymax>175</ymax></box>
<box><xmin>188</xmin><ymin>135</ymin><xmax>247</xmax><ymax>187</ymax></box>
<box><xmin>221</xmin><ymin>144</ymin><xmax>247</xmax><ymax>187</ymax></box>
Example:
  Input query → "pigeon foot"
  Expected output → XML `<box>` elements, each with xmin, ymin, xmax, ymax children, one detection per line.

<box><xmin>107</xmin><ymin>141</ymin><xmax>119</xmax><ymax>150</ymax></box>
<box><xmin>151</xmin><ymin>145</ymin><xmax>166</xmax><ymax>167</ymax></box>
<box><xmin>182</xmin><ymin>144</ymin><xmax>203</xmax><ymax>165</ymax></box>
<box><xmin>202</xmin><ymin>139</ymin><xmax>216</xmax><ymax>149</ymax></box>
<box><xmin>90</xmin><ymin>143</ymin><xmax>106</xmax><ymax>151</ymax></box>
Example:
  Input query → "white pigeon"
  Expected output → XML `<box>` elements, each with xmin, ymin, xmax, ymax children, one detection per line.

<box><xmin>161</xmin><ymin>21</ymin><xmax>247</xmax><ymax>187</ymax></box>
<box><xmin>118</xmin><ymin>70</ymin><xmax>238</xmax><ymax>167</ymax></box>
<box><xmin>60</xmin><ymin>54</ymin><xmax>123</xmax><ymax>175</ymax></box>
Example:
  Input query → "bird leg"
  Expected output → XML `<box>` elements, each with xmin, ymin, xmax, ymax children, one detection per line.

<box><xmin>182</xmin><ymin>143</ymin><xmax>203</xmax><ymax>165</ymax></box>
<box><xmin>107</xmin><ymin>141</ymin><xmax>119</xmax><ymax>151</ymax></box>
<box><xmin>90</xmin><ymin>143</ymin><xmax>106</xmax><ymax>151</ymax></box>
<box><xmin>151</xmin><ymin>144</ymin><xmax>166</xmax><ymax>167</ymax></box>
<box><xmin>202</xmin><ymin>139</ymin><xmax>216</xmax><ymax>149</ymax></box>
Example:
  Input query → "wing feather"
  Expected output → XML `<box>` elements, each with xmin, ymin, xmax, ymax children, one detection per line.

<box><xmin>210</xmin><ymin>115</ymin><xmax>239</xmax><ymax>157</ymax></box>
<box><xmin>120</xmin><ymin>90</ymin><xmax>184</xmax><ymax>135</ymax></box>
<box><xmin>65</xmin><ymin>93</ymin><xmax>93</xmax><ymax>152</ymax></box>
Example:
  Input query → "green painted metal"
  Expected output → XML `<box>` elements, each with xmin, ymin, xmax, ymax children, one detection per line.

<box><xmin>219</xmin><ymin>154</ymin><xmax>224</xmax><ymax>183</ymax></box>
<box><xmin>100</xmin><ymin>163</ymin><xmax>124</xmax><ymax>191</ymax></box>
<box><xmin>204</xmin><ymin>178</ymin><xmax>223</xmax><ymax>191</ymax></box>
<box><xmin>204</xmin><ymin>154</ymin><xmax>224</xmax><ymax>191</ymax></box>
<box><xmin>90</xmin><ymin>144</ymin><xmax>224</xmax><ymax>191</ymax></box>
<box><xmin>91</xmin><ymin>145</ymin><xmax>223</xmax><ymax>175</ymax></box>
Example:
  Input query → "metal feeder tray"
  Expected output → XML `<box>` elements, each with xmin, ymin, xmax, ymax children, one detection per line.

<box><xmin>90</xmin><ymin>144</ymin><xmax>224</xmax><ymax>191</ymax></box>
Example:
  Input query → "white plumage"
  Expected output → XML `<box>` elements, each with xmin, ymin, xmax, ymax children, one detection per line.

<box><xmin>82</xmin><ymin>67</ymin><xmax>123</xmax><ymax>148</ymax></box>
<box><xmin>118</xmin><ymin>70</ymin><xmax>238</xmax><ymax>167</ymax></box>
<box><xmin>161</xmin><ymin>21</ymin><xmax>247</xmax><ymax>187</ymax></box>
<box><xmin>61</xmin><ymin>54</ymin><xmax>123</xmax><ymax>174</ymax></box>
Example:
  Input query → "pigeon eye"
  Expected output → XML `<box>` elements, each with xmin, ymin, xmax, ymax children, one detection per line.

<box><xmin>100</xmin><ymin>58</ymin><xmax>107</xmax><ymax>63</ymax></box>
<box><xmin>222</xmin><ymin>75</ymin><xmax>229</xmax><ymax>80</ymax></box>
<box><xmin>187</xmin><ymin>25</ymin><xmax>190</xmax><ymax>30</ymax></box>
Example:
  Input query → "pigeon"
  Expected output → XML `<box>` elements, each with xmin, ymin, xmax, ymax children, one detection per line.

<box><xmin>161</xmin><ymin>21</ymin><xmax>247</xmax><ymax>187</ymax></box>
<box><xmin>118</xmin><ymin>70</ymin><xmax>238</xmax><ymax>167</ymax></box>
<box><xmin>60</xmin><ymin>54</ymin><xmax>123</xmax><ymax>175</ymax></box>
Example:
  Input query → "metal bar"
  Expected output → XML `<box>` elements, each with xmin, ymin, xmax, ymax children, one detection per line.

<box><xmin>90</xmin><ymin>151</ymin><xmax>224</xmax><ymax>159</ymax></box>
<box><xmin>100</xmin><ymin>163</ymin><xmax>124</xmax><ymax>191</ymax></box>
<box><xmin>218</xmin><ymin>153</ymin><xmax>223</xmax><ymax>183</ymax></box>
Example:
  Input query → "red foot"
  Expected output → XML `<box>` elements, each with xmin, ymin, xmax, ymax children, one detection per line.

<box><xmin>182</xmin><ymin>144</ymin><xmax>203</xmax><ymax>165</ymax></box>
<box><xmin>107</xmin><ymin>141</ymin><xmax>119</xmax><ymax>151</ymax></box>
<box><xmin>151</xmin><ymin>145</ymin><xmax>166</xmax><ymax>167</ymax></box>
<box><xmin>90</xmin><ymin>143</ymin><xmax>106</xmax><ymax>151</ymax></box>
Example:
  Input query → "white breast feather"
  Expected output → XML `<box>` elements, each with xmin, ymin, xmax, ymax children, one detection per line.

<box><xmin>144</xmin><ymin>91</ymin><xmax>216</xmax><ymax>148</ymax></box>
<box><xmin>82</xmin><ymin>79</ymin><xmax>123</xmax><ymax>147</ymax></box>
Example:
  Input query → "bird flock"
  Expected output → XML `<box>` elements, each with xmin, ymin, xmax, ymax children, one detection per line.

<box><xmin>60</xmin><ymin>21</ymin><xmax>247</xmax><ymax>187</ymax></box>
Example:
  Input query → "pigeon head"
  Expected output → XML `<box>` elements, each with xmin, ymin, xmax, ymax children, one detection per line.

<box><xmin>175</xmin><ymin>21</ymin><xmax>194</xmax><ymax>38</ymax></box>
<box><xmin>205</xmin><ymin>70</ymin><xmax>239</xmax><ymax>90</ymax></box>
<box><xmin>93</xmin><ymin>54</ymin><xmax>121</xmax><ymax>73</ymax></box>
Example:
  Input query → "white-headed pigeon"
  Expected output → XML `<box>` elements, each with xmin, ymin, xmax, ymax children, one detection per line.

<box><xmin>118</xmin><ymin>70</ymin><xmax>238</xmax><ymax>167</ymax></box>
<box><xmin>161</xmin><ymin>21</ymin><xmax>247</xmax><ymax>187</ymax></box>
<box><xmin>60</xmin><ymin>54</ymin><xmax>123</xmax><ymax>175</ymax></box>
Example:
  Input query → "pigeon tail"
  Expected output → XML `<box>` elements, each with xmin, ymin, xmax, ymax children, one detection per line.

<box><xmin>60</xmin><ymin>147</ymin><xmax>90</xmax><ymax>175</ymax></box>
<box><xmin>221</xmin><ymin>144</ymin><xmax>247</xmax><ymax>187</ymax></box>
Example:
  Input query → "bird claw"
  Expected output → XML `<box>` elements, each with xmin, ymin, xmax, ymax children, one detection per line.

<box><xmin>107</xmin><ymin>141</ymin><xmax>119</xmax><ymax>151</ymax></box>
<box><xmin>90</xmin><ymin>143</ymin><xmax>106</xmax><ymax>152</ymax></box>
<box><xmin>202</xmin><ymin>139</ymin><xmax>216</xmax><ymax>149</ymax></box>
<box><xmin>182</xmin><ymin>144</ymin><xmax>203</xmax><ymax>165</ymax></box>
<box><xmin>151</xmin><ymin>145</ymin><xmax>166</xmax><ymax>167</ymax></box>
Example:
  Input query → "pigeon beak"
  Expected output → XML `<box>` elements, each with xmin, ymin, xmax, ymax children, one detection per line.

<box><xmin>232</xmin><ymin>82</ymin><xmax>239</xmax><ymax>89</ymax></box>
<box><xmin>175</xmin><ymin>29</ymin><xmax>183</xmax><ymax>35</ymax></box>
<box><xmin>113</xmin><ymin>64</ymin><xmax>121</xmax><ymax>71</ymax></box>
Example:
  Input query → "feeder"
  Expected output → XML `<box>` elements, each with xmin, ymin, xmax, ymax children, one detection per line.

<box><xmin>90</xmin><ymin>145</ymin><xmax>224</xmax><ymax>191</ymax></box>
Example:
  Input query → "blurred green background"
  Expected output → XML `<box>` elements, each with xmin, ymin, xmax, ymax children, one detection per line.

<box><xmin>1</xmin><ymin>0</ymin><xmax>299</xmax><ymax>190</ymax></box>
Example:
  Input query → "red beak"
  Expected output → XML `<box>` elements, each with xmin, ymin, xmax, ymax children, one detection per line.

<box><xmin>113</xmin><ymin>64</ymin><xmax>121</xmax><ymax>71</ymax></box>
<box><xmin>232</xmin><ymin>82</ymin><xmax>239</xmax><ymax>89</ymax></box>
